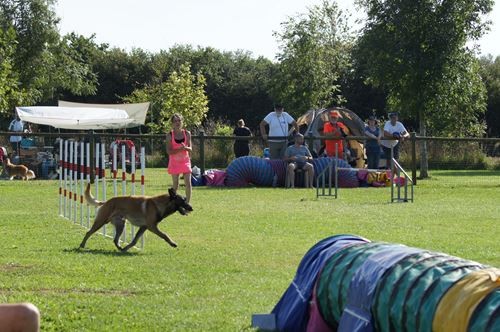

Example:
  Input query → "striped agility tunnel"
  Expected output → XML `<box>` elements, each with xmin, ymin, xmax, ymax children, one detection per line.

<box><xmin>268</xmin><ymin>235</ymin><xmax>500</xmax><ymax>332</ymax></box>
<box><xmin>225</xmin><ymin>156</ymin><xmax>358</xmax><ymax>188</ymax></box>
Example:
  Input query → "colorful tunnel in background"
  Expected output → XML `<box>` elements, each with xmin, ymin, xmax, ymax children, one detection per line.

<box><xmin>225</xmin><ymin>156</ymin><xmax>358</xmax><ymax>188</ymax></box>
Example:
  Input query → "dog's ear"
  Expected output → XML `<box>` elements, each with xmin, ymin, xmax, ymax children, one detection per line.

<box><xmin>168</xmin><ymin>188</ymin><xmax>176</xmax><ymax>198</ymax></box>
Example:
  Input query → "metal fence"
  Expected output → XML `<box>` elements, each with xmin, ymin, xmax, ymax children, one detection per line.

<box><xmin>1</xmin><ymin>131</ymin><xmax>500</xmax><ymax>184</ymax></box>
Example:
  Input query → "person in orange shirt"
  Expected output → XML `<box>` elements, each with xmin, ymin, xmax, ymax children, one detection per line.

<box><xmin>323</xmin><ymin>110</ymin><xmax>348</xmax><ymax>159</ymax></box>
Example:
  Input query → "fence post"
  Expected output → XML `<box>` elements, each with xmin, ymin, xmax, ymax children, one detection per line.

<box><xmin>410</xmin><ymin>132</ymin><xmax>417</xmax><ymax>185</ymax></box>
<box><xmin>199</xmin><ymin>130</ymin><xmax>206</xmax><ymax>175</ymax></box>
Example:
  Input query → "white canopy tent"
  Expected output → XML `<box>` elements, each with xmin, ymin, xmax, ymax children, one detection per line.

<box><xmin>16</xmin><ymin>106</ymin><xmax>133</xmax><ymax>130</ymax></box>
<box><xmin>58</xmin><ymin>100</ymin><xmax>149</xmax><ymax>128</ymax></box>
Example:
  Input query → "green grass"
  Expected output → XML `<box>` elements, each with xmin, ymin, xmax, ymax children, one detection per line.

<box><xmin>0</xmin><ymin>169</ymin><xmax>499</xmax><ymax>331</ymax></box>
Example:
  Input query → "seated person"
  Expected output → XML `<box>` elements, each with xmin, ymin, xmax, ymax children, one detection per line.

<box><xmin>284</xmin><ymin>134</ymin><xmax>314</xmax><ymax>188</ymax></box>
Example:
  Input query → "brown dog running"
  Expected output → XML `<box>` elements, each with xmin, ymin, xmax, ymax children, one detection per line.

<box><xmin>2</xmin><ymin>158</ymin><xmax>36</xmax><ymax>180</ymax></box>
<box><xmin>80</xmin><ymin>183</ymin><xmax>193</xmax><ymax>251</ymax></box>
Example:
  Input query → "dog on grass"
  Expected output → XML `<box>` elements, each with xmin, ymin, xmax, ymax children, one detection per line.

<box><xmin>2</xmin><ymin>158</ymin><xmax>36</xmax><ymax>180</ymax></box>
<box><xmin>80</xmin><ymin>183</ymin><xmax>193</xmax><ymax>252</ymax></box>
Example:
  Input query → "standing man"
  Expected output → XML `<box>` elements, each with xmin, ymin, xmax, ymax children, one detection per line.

<box><xmin>8</xmin><ymin>112</ymin><xmax>24</xmax><ymax>156</ymax></box>
<box><xmin>260</xmin><ymin>104</ymin><xmax>298</xmax><ymax>159</ymax></box>
<box><xmin>380</xmin><ymin>112</ymin><xmax>409</xmax><ymax>168</ymax></box>
<box><xmin>323</xmin><ymin>110</ymin><xmax>348</xmax><ymax>159</ymax></box>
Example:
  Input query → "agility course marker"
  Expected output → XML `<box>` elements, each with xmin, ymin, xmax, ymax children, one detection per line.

<box><xmin>57</xmin><ymin>138</ymin><xmax>146</xmax><ymax>249</ymax></box>
<box><xmin>314</xmin><ymin>145</ymin><xmax>414</xmax><ymax>202</ymax></box>
<box><xmin>391</xmin><ymin>158</ymin><xmax>414</xmax><ymax>203</ymax></box>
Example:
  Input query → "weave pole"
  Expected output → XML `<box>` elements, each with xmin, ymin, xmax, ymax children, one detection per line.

<box><xmin>95</xmin><ymin>143</ymin><xmax>100</xmax><ymax>216</ymax></box>
<box><xmin>140</xmin><ymin>146</ymin><xmax>146</xmax><ymax>248</ymax></box>
<box><xmin>130</xmin><ymin>146</ymin><xmax>136</xmax><ymax>239</ymax></box>
<box><xmin>141</xmin><ymin>147</ymin><xmax>145</xmax><ymax>196</ymax></box>
<box><xmin>73</xmin><ymin>141</ymin><xmax>78</xmax><ymax>223</ymax></box>
<box><xmin>68</xmin><ymin>141</ymin><xmax>73</xmax><ymax>220</ymax></box>
<box><xmin>63</xmin><ymin>140</ymin><xmax>68</xmax><ymax>218</ymax></box>
<box><xmin>121</xmin><ymin>144</ymin><xmax>127</xmax><ymax>243</ymax></box>
<box><xmin>86</xmin><ymin>142</ymin><xmax>90</xmax><ymax>228</ymax></box>
<box><xmin>58</xmin><ymin>139</ymin><xmax>63</xmax><ymax>216</ymax></box>
<box><xmin>121</xmin><ymin>144</ymin><xmax>126</xmax><ymax>195</ymax></box>
<box><xmin>100</xmin><ymin>142</ymin><xmax>107</xmax><ymax>236</ymax></box>
<box><xmin>112</xmin><ymin>143</ymin><xmax>118</xmax><ymax>197</ymax></box>
<box><xmin>80</xmin><ymin>142</ymin><xmax>84</xmax><ymax>225</ymax></box>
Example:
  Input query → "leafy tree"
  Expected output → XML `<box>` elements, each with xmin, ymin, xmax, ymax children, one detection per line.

<box><xmin>479</xmin><ymin>55</ymin><xmax>500</xmax><ymax>137</ymax></box>
<box><xmin>0</xmin><ymin>0</ymin><xmax>100</xmax><ymax>114</ymax></box>
<box><xmin>0</xmin><ymin>27</ymin><xmax>26</xmax><ymax>120</ymax></box>
<box><xmin>150</xmin><ymin>46</ymin><xmax>276</xmax><ymax>127</ymax></box>
<box><xmin>43</xmin><ymin>33</ymin><xmax>98</xmax><ymax>101</ymax></box>
<box><xmin>273</xmin><ymin>0</ymin><xmax>353</xmax><ymax>117</ymax></box>
<box><xmin>125</xmin><ymin>63</ymin><xmax>208</xmax><ymax>133</ymax></box>
<box><xmin>356</xmin><ymin>0</ymin><xmax>493</xmax><ymax>177</ymax></box>
<box><xmin>0</xmin><ymin>0</ymin><xmax>59</xmax><ymax>102</ymax></box>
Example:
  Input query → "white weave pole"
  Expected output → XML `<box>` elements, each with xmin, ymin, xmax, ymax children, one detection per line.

<box><xmin>86</xmin><ymin>142</ymin><xmax>90</xmax><ymax>228</ymax></box>
<box><xmin>140</xmin><ymin>146</ymin><xmax>146</xmax><ymax>248</ymax></box>
<box><xmin>112</xmin><ymin>143</ymin><xmax>118</xmax><ymax>197</ymax></box>
<box><xmin>73</xmin><ymin>141</ymin><xmax>78</xmax><ymax>223</ymax></box>
<box><xmin>101</xmin><ymin>142</ymin><xmax>107</xmax><ymax>201</ymax></box>
<box><xmin>68</xmin><ymin>141</ymin><xmax>73</xmax><ymax>220</ymax></box>
<box><xmin>121</xmin><ymin>144</ymin><xmax>127</xmax><ymax>243</ymax></box>
<box><xmin>121</xmin><ymin>144</ymin><xmax>126</xmax><ymax>195</ymax></box>
<box><xmin>131</xmin><ymin>146</ymin><xmax>136</xmax><ymax>195</ymax></box>
<box><xmin>130</xmin><ymin>146</ymin><xmax>136</xmax><ymax>239</ymax></box>
<box><xmin>80</xmin><ymin>141</ymin><xmax>84</xmax><ymax>226</ymax></box>
<box><xmin>101</xmin><ymin>142</ymin><xmax>107</xmax><ymax>236</ymax></box>
<box><xmin>95</xmin><ymin>143</ymin><xmax>100</xmax><ymax>216</ymax></box>
<box><xmin>141</xmin><ymin>146</ymin><xmax>145</xmax><ymax>196</ymax></box>
<box><xmin>63</xmin><ymin>140</ymin><xmax>68</xmax><ymax>218</ymax></box>
<box><xmin>58</xmin><ymin>139</ymin><xmax>63</xmax><ymax>217</ymax></box>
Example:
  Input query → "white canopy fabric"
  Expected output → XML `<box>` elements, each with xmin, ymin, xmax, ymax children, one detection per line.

<box><xmin>16</xmin><ymin>106</ymin><xmax>133</xmax><ymax>130</ymax></box>
<box><xmin>58</xmin><ymin>100</ymin><xmax>149</xmax><ymax>128</ymax></box>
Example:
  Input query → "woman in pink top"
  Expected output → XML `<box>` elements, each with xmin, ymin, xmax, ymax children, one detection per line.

<box><xmin>166</xmin><ymin>113</ymin><xmax>192</xmax><ymax>203</ymax></box>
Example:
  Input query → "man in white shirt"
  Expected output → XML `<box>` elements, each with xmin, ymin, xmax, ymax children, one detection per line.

<box><xmin>8</xmin><ymin>113</ymin><xmax>24</xmax><ymax>156</ymax></box>
<box><xmin>380</xmin><ymin>112</ymin><xmax>409</xmax><ymax>168</ymax></box>
<box><xmin>260</xmin><ymin>104</ymin><xmax>299</xmax><ymax>159</ymax></box>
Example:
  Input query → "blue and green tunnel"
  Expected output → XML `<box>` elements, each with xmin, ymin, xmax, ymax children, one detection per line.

<box><xmin>268</xmin><ymin>235</ymin><xmax>500</xmax><ymax>332</ymax></box>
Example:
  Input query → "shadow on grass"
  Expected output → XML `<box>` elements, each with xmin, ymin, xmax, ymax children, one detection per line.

<box><xmin>63</xmin><ymin>248</ymin><xmax>141</xmax><ymax>256</ymax></box>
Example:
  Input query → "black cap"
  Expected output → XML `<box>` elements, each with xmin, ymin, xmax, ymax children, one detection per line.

<box><xmin>274</xmin><ymin>104</ymin><xmax>284</xmax><ymax>110</ymax></box>
<box><xmin>389</xmin><ymin>112</ymin><xmax>398</xmax><ymax>117</ymax></box>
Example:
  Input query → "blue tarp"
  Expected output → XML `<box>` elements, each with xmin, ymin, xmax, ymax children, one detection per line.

<box><xmin>271</xmin><ymin>235</ymin><xmax>369</xmax><ymax>332</ymax></box>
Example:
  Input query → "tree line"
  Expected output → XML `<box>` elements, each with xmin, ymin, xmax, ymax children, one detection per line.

<box><xmin>1</xmin><ymin>0</ymin><xmax>499</xmax><ymax>140</ymax></box>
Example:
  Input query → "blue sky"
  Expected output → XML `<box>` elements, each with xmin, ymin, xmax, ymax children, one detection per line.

<box><xmin>55</xmin><ymin>0</ymin><xmax>500</xmax><ymax>59</ymax></box>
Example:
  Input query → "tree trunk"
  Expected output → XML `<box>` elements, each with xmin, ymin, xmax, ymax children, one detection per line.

<box><xmin>419</xmin><ymin>114</ymin><xmax>429</xmax><ymax>178</ymax></box>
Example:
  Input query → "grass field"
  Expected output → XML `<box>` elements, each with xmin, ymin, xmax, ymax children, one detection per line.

<box><xmin>0</xmin><ymin>169</ymin><xmax>499</xmax><ymax>331</ymax></box>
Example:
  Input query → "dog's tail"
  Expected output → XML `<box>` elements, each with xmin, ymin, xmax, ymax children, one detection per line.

<box><xmin>84</xmin><ymin>183</ymin><xmax>105</xmax><ymax>207</ymax></box>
